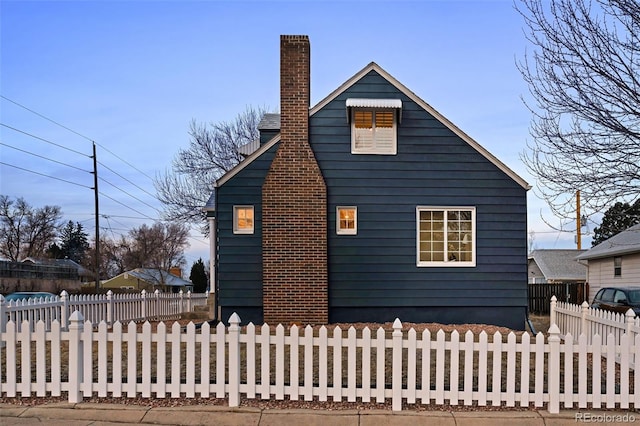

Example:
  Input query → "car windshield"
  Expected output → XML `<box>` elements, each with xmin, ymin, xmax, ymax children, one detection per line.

<box><xmin>627</xmin><ymin>290</ymin><xmax>640</xmax><ymax>303</ymax></box>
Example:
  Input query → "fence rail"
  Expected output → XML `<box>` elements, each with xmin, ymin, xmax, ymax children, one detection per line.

<box><xmin>1</xmin><ymin>290</ymin><xmax>208</xmax><ymax>332</ymax></box>
<box><xmin>1</xmin><ymin>312</ymin><xmax>638</xmax><ymax>414</ymax></box>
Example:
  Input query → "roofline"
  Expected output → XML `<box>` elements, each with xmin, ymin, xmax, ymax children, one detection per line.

<box><xmin>216</xmin><ymin>62</ymin><xmax>531</xmax><ymax>190</ymax></box>
<box><xmin>576</xmin><ymin>246</ymin><xmax>640</xmax><ymax>261</ymax></box>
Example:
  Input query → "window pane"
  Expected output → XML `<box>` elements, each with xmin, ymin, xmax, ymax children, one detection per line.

<box><xmin>375</xmin><ymin>111</ymin><xmax>394</xmax><ymax>128</ymax></box>
<box><xmin>354</xmin><ymin>111</ymin><xmax>373</xmax><ymax>128</ymax></box>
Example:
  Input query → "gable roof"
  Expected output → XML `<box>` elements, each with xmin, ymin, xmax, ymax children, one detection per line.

<box><xmin>216</xmin><ymin>62</ymin><xmax>531</xmax><ymax>190</ymax></box>
<box><xmin>576</xmin><ymin>223</ymin><xmax>640</xmax><ymax>260</ymax></box>
<box><xmin>528</xmin><ymin>249</ymin><xmax>587</xmax><ymax>281</ymax></box>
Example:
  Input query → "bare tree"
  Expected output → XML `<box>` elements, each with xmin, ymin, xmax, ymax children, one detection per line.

<box><xmin>517</xmin><ymin>0</ymin><xmax>640</xmax><ymax>221</ymax></box>
<box><xmin>0</xmin><ymin>195</ymin><xmax>62</xmax><ymax>261</ymax></box>
<box><xmin>155</xmin><ymin>106</ymin><xmax>268</xmax><ymax>232</ymax></box>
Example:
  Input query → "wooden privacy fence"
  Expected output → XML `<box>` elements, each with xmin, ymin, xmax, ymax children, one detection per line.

<box><xmin>1</xmin><ymin>312</ymin><xmax>638</xmax><ymax>414</ymax></box>
<box><xmin>528</xmin><ymin>282</ymin><xmax>588</xmax><ymax>314</ymax></box>
<box><xmin>0</xmin><ymin>290</ymin><xmax>208</xmax><ymax>332</ymax></box>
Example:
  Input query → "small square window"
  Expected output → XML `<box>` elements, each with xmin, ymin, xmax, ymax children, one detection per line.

<box><xmin>337</xmin><ymin>206</ymin><xmax>357</xmax><ymax>235</ymax></box>
<box><xmin>233</xmin><ymin>206</ymin><xmax>254</xmax><ymax>234</ymax></box>
<box><xmin>614</xmin><ymin>256</ymin><xmax>622</xmax><ymax>277</ymax></box>
<box><xmin>351</xmin><ymin>109</ymin><xmax>397</xmax><ymax>155</ymax></box>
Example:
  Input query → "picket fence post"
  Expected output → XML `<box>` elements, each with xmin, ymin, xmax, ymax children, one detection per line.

<box><xmin>626</xmin><ymin>309</ymin><xmax>635</xmax><ymax>336</ymax></box>
<box><xmin>154</xmin><ymin>289</ymin><xmax>161</xmax><ymax>320</ymax></box>
<box><xmin>60</xmin><ymin>290</ymin><xmax>69</xmax><ymax>330</ymax></box>
<box><xmin>392</xmin><ymin>318</ymin><xmax>403</xmax><ymax>411</ymax></box>
<box><xmin>228</xmin><ymin>313</ymin><xmax>241</xmax><ymax>407</ymax></box>
<box><xmin>68</xmin><ymin>311</ymin><xmax>84</xmax><ymax>403</ymax></box>
<box><xmin>548</xmin><ymin>324</ymin><xmax>561</xmax><ymax>414</ymax></box>
<box><xmin>141</xmin><ymin>289</ymin><xmax>147</xmax><ymax>320</ymax></box>
<box><xmin>179</xmin><ymin>290</ymin><xmax>184</xmax><ymax>315</ymax></box>
<box><xmin>580</xmin><ymin>301</ymin><xmax>589</xmax><ymax>338</ymax></box>
<box><xmin>550</xmin><ymin>295</ymin><xmax>557</xmax><ymax>327</ymax></box>
<box><xmin>106</xmin><ymin>290</ymin><xmax>114</xmax><ymax>327</ymax></box>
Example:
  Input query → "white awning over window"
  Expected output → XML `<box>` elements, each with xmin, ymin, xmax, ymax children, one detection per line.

<box><xmin>346</xmin><ymin>98</ymin><xmax>402</xmax><ymax>123</ymax></box>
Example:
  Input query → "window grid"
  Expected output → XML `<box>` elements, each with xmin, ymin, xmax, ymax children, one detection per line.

<box><xmin>337</xmin><ymin>206</ymin><xmax>357</xmax><ymax>235</ymax></box>
<box><xmin>417</xmin><ymin>207</ymin><xmax>475</xmax><ymax>267</ymax></box>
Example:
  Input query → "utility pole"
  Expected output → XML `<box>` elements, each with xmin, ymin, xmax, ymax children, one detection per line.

<box><xmin>93</xmin><ymin>142</ymin><xmax>100</xmax><ymax>291</ymax></box>
<box><xmin>576</xmin><ymin>190</ymin><xmax>581</xmax><ymax>250</ymax></box>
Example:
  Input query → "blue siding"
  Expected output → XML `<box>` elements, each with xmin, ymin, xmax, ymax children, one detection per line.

<box><xmin>310</xmin><ymin>71</ymin><xmax>527</xmax><ymax>327</ymax></box>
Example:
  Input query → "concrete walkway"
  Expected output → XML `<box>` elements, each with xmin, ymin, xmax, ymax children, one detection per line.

<box><xmin>1</xmin><ymin>403</ymin><xmax>638</xmax><ymax>426</ymax></box>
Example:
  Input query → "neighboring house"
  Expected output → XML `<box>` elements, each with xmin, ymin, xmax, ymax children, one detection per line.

<box><xmin>22</xmin><ymin>257</ymin><xmax>94</xmax><ymax>282</ymax></box>
<box><xmin>528</xmin><ymin>250</ymin><xmax>587</xmax><ymax>284</ymax></box>
<box><xmin>205</xmin><ymin>35</ymin><xmax>530</xmax><ymax>329</ymax></box>
<box><xmin>577</xmin><ymin>223</ymin><xmax>640</xmax><ymax>302</ymax></box>
<box><xmin>102</xmin><ymin>268</ymin><xmax>193</xmax><ymax>293</ymax></box>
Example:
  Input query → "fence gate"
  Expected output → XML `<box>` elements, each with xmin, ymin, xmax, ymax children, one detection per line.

<box><xmin>528</xmin><ymin>282</ymin><xmax>588</xmax><ymax>314</ymax></box>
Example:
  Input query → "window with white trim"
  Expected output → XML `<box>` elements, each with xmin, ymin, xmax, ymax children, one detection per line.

<box><xmin>417</xmin><ymin>207</ymin><xmax>475</xmax><ymax>267</ymax></box>
<box><xmin>614</xmin><ymin>256</ymin><xmax>622</xmax><ymax>277</ymax></box>
<box><xmin>337</xmin><ymin>206</ymin><xmax>357</xmax><ymax>235</ymax></box>
<box><xmin>233</xmin><ymin>206</ymin><xmax>254</xmax><ymax>234</ymax></box>
<box><xmin>351</xmin><ymin>109</ymin><xmax>397</xmax><ymax>155</ymax></box>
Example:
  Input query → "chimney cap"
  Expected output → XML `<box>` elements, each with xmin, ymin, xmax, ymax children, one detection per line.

<box><xmin>281</xmin><ymin>34</ymin><xmax>309</xmax><ymax>42</ymax></box>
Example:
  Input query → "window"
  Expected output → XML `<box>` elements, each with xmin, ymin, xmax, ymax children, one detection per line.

<box><xmin>233</xmin><ymin>206</ymin><xmax>254</xmax><ymax>234</ymax></box>
<box><xmin>614</xmin><ymin>256</ymin><xmax>622</xmax><ymax>277</ymax></box>
<box><xmin>351</xmin><ymin>109</ymin><xmax>397</xmax><ymax>154</ymax></box>
<box><xmin>337</xmin><ymin>206</ymin><xmax>357</xmax><ymax>235</ymax></box>
<box><xmin>417</xmin><ymin>207</ymin><xmax>475</xmax><ymax>267</ymax></box>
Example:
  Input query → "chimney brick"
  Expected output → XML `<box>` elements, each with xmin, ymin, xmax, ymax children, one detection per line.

<box><xmin>261</xmin><ymin>35</ymin><xmax>328</xmax><ymax>325</ymax></box>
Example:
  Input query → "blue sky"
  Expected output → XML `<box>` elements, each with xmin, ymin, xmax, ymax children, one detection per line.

<box><xmin>0</xmin><ymin>0</ymin><xmax>590</xmax><ymax>267</ymax></box>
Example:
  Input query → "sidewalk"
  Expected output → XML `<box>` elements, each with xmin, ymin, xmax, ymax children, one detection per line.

<box><xmin>1</xmin><ymin>403</ymin><xmax>638</xmax><ymax>426</ymax></box>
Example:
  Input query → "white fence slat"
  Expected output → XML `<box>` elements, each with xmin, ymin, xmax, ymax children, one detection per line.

<box><xmin>533</xmin><ymin>332</ymin><xmax>544</xmax><ymax>407</ymax></box>
<box><xmin>303</xmin><ymin>325</ymin><xmax>313</xmax><ymax>402</ymax></box>
<box><xmin>592</xmin><ymin>334</ymin><xmax>602</xmax><ymax>408</ymax></box>
<box><xmin>563</xmin><ymin>333</ymin><xmax>573</xmax><ymax>408</ymax></box>
<box><xmin>50</xmin><ymin>320</ymin><xmax>61</xmax><ymax>397</ymax></box>
<box><xmin>620</xmin><ymin>333</ymin><xmax>630</xmax><ymax>409</ymax></box>
<box><xmin>127</xmin><ymin>321</ymin><xmax>138</xmax><ymax>398</ymax></box>
<box><xmin>375</xmin><ymin>327</ymin><xmax>385</xmax><ymax>403</ymax></box>
<box><xmin>420</xmin><ymin>329</ymin><xmax>431</xmax><ymax>405</ymax></box>
<box><xmin>156</xmin><ymin>322</ymin><xmax>167</xmax><ymax>398</ymax></box>
<box><xmin>477</xmin><ymin>331</ymin><xmax>488</xmax><ymax>406</ymax></box>
<box><xmin>35</xmin><ymin>321</ymin><xmax>46</xmax><ymax>397</ymax></box>
<box><xmin>332</xmin><ymin>326</ymin><xmax>343</xmax><ymax>402</ymax></box>
<box><xmin>347</xmin><ymin>326</ymin><xmax>356</xmax><ymax>402</ymax></box>
<box><xmin>319</xmin><ymin>326</ymin><xmax>328</xmax><ymax>402</ymax></box>
<box><xmin>216</xmin><ymin>322</ymin><xmax>226</xmax><ymax>399</ymax></box>
<box><xmin>200</xmin><ymin>322</ymin><xmax>211</xmax><ymax>398</ymax></box>
<box><xmin>449</xmin><ymin>330</ymin><xmax>459</xmax><ymax>406</ymax></box>
<box><xmin>577</xmin><ymin>333</ymin><xmax>587</xmax><ymax>408</ymax></box>
<box><xmin>392</xmin><ymin>319</ymin><xmax>402</xmax><ymax>411</ymax></box>
<box><xmin>606</xmin><ymin>333</ymin><xmax>616</xmax><ymax>408</ymax></box>
<box><xmin>506</xmin><ymin>332</ymin><xmax>516</xmax><ymax>407</ymax></box>
<box><xmin>462</xmin><ymin>330</ymin><xmax>474</xmax><ymax>406</ymax></box>
<box><xmin>82</xmin><ymin>320</ymin><xmax>93</xmax><ymax>397</ymax></box>
<box><xmin>141</xmin><ymin>322</ymin><xmax>152</xmax><ymax>398</ymax></box>
<box><xmin>290</xmin><ymin>325</ymin><xmax>300</xmax><ymax>401</ymax></box>
<box><xmin>112</xmin><ymin>322</ymin><xmax>123</xmax><ymax>398</ymax></box>
<box><xmin>97</xmin><ymin>322</ymin><xmax>108</xmax><ymax>398</ymax></box>
<box><xmin>186</xmin><ymin>322</ymin><xmax>196</xmax><ymax>398</ymax></box>
<box><xmin>519</xmin><ymin>332</ymin><xmax>530</xmax><ymax>407</ymax></box>
<box><xmin>361</xmin><ymin>327</ymin><xmax>371</xmax><ymax>403</ymax></box>
<box><xmin>491</xmin><ymin>331</ymin><xmax>502</xmax><ymax>407</ymax></box>
<box><xmin>170</xmin><ymin>322</ymin><xmax>182</xmax><ymax>398</ymax></box>
<box><xmin>228</xmin><ymin>314</ymin><xmax>240</xmax><ymax>407</ymax></box>
<box><xmin>19</xmin><ymin>320</ymin><xmax>31</xmax><ymax>396</ymax></box>
<box><xmin>635</xmin><ymin>334</ymin><xmax>640</xmax><ymax>408</ymax></box>
<box><xmin>435</xmin><ymin>330</ymin><xmax>445</xmax><ymax>405</ymax></box>
<box><xmin>275</xmin><ymin>324</ymin><xmax>285</xmax><ymax>400</ymax></box>
<box><xmin>245</xmin><ymin>323</ymin><xmax>256</xmax><ymax>400</ymax></box>
<box><xmin>259</xmin><ymin>323</ymin><xmax>270</xmax><ymax>400</ymax></box>
<box><xmin>5</xmin><ymin>321</ymin><xmax>17</xmax><ymax>397</ymax></box>
<box><xmin>406</xmin><ymin>328</ymin><xmax>417</xmax><ymax>404</ymax></box>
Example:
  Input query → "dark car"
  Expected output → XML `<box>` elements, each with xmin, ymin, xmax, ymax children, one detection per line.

<box><xmin>591</xmin><ymin>287</ymin><xmax>640</xmax><ymax>316</ymax></box>
<box><xmin>3</xmin><ymin>292</ymin><xmax>56</xmax><ymax>302</ymax></box>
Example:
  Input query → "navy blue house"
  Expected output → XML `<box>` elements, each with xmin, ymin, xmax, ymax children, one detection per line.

<box><xmin>205</xmin><ymin>35</ymin><xmax>530</xmax><ymax>329</ymax></box>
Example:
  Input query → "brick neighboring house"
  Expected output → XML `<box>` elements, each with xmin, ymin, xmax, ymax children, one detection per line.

<box><xmin>205</xmin><ymin>35</ymin><xmax>530</xmax><ymax>329</ymax></box>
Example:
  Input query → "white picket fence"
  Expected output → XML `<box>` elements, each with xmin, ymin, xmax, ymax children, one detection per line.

<box><xmin>551</xmin><ymin>295</ymin><xmax>640</xmax><ymax>346</ymax></box>
<box><xmin>0</xmin><ymin>290</ymin><xmax>209</xmax><ymax>332</ymax></box>
<box><xmin>1</xmin><ymin>312</ymin><xmax>638</xmax><ymax>414</ymax></box>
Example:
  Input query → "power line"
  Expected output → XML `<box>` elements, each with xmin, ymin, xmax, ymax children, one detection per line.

<box><xmin>98</xmin><ymin>160</ymin><xmax>157</xmax><ymax>199</ymax></box>
<box><xmin>0</xmin><ymin>141</ymin><xmax>92</xmax><ymax>173</ymax></box>
<box><xmin>99</xmin><ymin>176</ymin><xmax>161</xmax><ymax>214</ymax></box>
<box><xmin>1</xmin><ymin>95</ymin><xmax>94</xmax><ymax>142</ymax></box>
<box><xmin>0</xmin><ymin>161</ymin><xmax>93</xmax><ymax>189</ymax></box>
<box><xmin>99</xmin><ymin>191</ymin><xmax>155</xmax><ymax>221</ymax></box>
<box><xmin>0</xmin><ymin>123</ymin><xmax>90</xmax><ymax>157</ymax></box>
<box><xmin>96</xmin><ymin>142</ymin><xmax>155</xmax><ymax>181</ymax></box>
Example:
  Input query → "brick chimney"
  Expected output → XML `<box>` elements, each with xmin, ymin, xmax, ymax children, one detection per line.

<box><xmin>261</xmin><ymin>35</ymin><xmax>328</xmax><ymax>325</ymax></box>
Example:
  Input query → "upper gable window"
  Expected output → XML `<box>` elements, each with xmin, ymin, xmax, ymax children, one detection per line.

<box><xmin>347</xmin><ymin>98</ymin><xmax>401</xmax><ymax>155</ymax></box>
